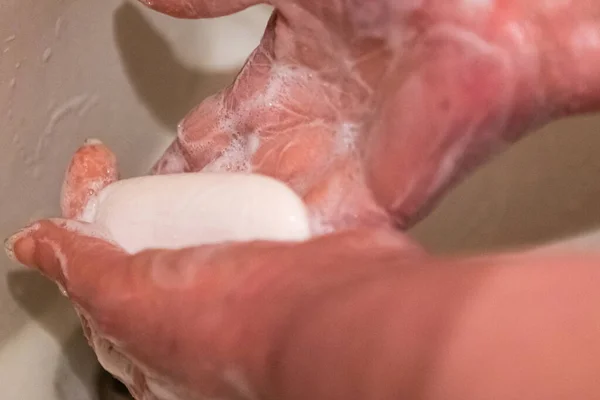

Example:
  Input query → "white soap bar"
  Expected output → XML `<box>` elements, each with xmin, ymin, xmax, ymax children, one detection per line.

<box><xmin>80</xmin><ymin>173</ymin><xmax>311</xmax><ymax>253</ymax></box>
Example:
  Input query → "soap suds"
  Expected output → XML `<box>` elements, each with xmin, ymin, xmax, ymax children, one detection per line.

<box><xmin>91</xmin><ymin>335</ymin><xmax>135</xmax><ymax>389</ymax></box>
<box><xmin>570</xmin><ymin>23</ymin><xmax>600</xmax><ymax>51</ymax></box>
<box><xmin>37</xmin><ymin>237</ymin><xmax>69</xmax><ymax>279</ymax></box>
<box><xmin>334</xmin><ymin>122</ymin><xmax>359</xmax><ymax>155</ymax></box>
<box><xmin>309</xmin><ymin>209</ymin><xmax>336</xmax><ymax>235</ymax></box>
<box><xmin>153</xmin><ymin>148</ymin><xmax>188</xmax><ymax>174</ymax></box>
<box><xmin>193</xmin><ymin>64</ymin><xmax>314</xmax><ymax>174</ymax></box>
<box><xmin>145</xmin><ymin>378</ymin><xmax>186</xmax><ymax>400</ymax></box>
<box><xmin>202</xmin><ymin>133</ymin><xmax>259</xmax><ymax>173</ymax></box>
<box><xmin>54</xmin><ymin>218</ymin><xmax>117</xmax><ymax>247</ymax></box>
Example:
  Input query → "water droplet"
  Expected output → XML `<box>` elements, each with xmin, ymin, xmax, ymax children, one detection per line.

<box><xmin>56</xmin><ymin>283</ymin><xmax>68</xmax><ymax>297</ymax></box>
<box><xmin>42</xmin><ymin>48</ymin><xmax>52</xmax><ymax>63</ymax></box>
<box><xmin>55</xmin><ymin>17</ymin><xmax>63</xmax><ymax>38</ymax></box>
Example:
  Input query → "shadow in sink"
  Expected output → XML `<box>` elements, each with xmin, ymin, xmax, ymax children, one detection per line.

<box><xmin>5</xmin><ymin>270</ymin><xmax>62</xmax><ymax>321</ymax></box>
<box><xmin>97</xmin><ymin>369</ymin><xmax>134</xmax><ymax>400</ymax></box>
<box><xmin>412</xmin><ymin>114</ymin><xmax>600</xmax><ymax>253</ymax></box>
<box><xmin>113</xmin><ymin>2</ymin><xmax>239</xmax><ymax>130</ymax></box>
<box><xmin>6</xmin><ymin>270</ymin><xmax>104</xmax><ymax>399</ymax></box>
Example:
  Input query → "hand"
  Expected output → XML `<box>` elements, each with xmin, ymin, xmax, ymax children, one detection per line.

<box><xmin>9</xmin><ymin>217</ymin><xmax>600</xmax><ymax>400</ymax></box>
<box><xmin>7</xmin><ymin>139</ymin><xmax>600</xmax><ymax>399</ymax></box>
<box><xmin>148</xmin><ymin>0</ymin><xmax>600</xmax><ymax>230</ymax></box>
<box><xmin>7</xmin><ymin>214</ymin><xmax>421</xmax><ymax>400</ymax></box>
<box><xmin>7</xmin><ymin>0</ymin><xmax>600</xmax><ymax>399</ymax></box>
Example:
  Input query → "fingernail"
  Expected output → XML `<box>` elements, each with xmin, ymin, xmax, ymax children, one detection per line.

<box><xmin>4</xmin><ymin>223</ymin><xmax>40</xmax><ymax>264</ymax></box>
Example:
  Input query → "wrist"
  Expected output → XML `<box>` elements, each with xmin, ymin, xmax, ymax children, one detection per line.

<box><xmin>241</xmin><ymin>249</ymin><xmax>477</xmax><ymax>400</ymax></box>
<box><xmin>224</xmin><ymin>229</ymin><xmax>418</xmax><ymax>398</ymax></box>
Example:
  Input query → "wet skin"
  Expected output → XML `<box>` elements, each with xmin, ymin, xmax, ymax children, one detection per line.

<box><xmin>7</xmin><ymin>0</ymin><xmax>600</xmax><ymax>399</ymax></box>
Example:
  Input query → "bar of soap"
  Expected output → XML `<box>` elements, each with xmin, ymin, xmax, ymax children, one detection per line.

<box><xmin>79</xmin><ymin>173</ymin><xmax>312</xmax><ymax>253</ymax></box>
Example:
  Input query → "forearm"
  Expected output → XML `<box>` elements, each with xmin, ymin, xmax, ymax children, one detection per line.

<box><xmin>253</xmin><ymin>253</ymin><xmax>480</xmax><ymax>400</ymax></box>
<box><xmin>259</xmin><ymin>252</ymin><xmax>600</xmax><ymax>400</ymax></box>
<box><xmin>268</xmin><ymin>274</ymin><xmax>457</xmax><ymax>399</ymax></box>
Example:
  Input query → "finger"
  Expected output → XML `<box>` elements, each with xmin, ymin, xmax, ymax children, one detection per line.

<box><xmin>150</xmin><ymin>13</ymin><xmax>389</xmax><ymax>232</ymax></box>
<box><xmin>4</xmin><ymin>218</ymin><xmax>217</xmax><ymax>393</ymax></box>
<box><xmin>4</xmin><ymin>217</ymin><xmax>244</xmax><ymax>349</ymax></box>
<box><xmin>4</xmin><ymin>216</ymin><xmax>265</xmax><ymax>398</ymax></box>
<box><xmin>5</xmin><ymin>219</ymin><xmax>426</xmax><ymax>399</ymax></box>
<box><xmin>5</xmin><ymin>219</ymin><xmax>140</xmax><ymax>386</ymax></box>
<box><xmin>152</xmin><ymin>92</ymin><xmax>233</xmax><ymax>175</ymax></box>
<box><xmin>137</xmin><ymin>0</ymin><xmax>266</xmax><ymax>19</ymax></box>
<box><xmin>5</xmin><ymin>219</ymin><xmax>129</xmax><ymax>311</ymax></box>
<box><xmin>61</xmin><ymin>139</ymin><xmax>119</xmax><ymax>220</ymax></box>
<box><xmin>368</xmin><ymin>1</ymin><xmax>600</xmax><ymax>228</ymax></box>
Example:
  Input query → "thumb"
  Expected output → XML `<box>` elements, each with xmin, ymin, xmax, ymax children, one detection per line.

<box><xmin>4</xmin><ymin>217</ymin><xmax>284</xmax><ymax>398</ymax></box>
<box><xmin>4</xmin><ymin>218</ymin><xmax>244</xmax><ymax>357</ymax></box>
<box><xmin>5</xmin><ymin>219</ymin><xmax>137</xmax><ymax>322</ymax></box>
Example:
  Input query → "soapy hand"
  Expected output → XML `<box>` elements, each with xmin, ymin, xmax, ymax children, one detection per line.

<box><xmin>9</xmin><ymin>195</ymin><xmax>600</xmax><ymax>400</ymax></box>
<box><xmin>7</xmin><ymin>0</ymin><xmax>600</xmax><ymax>399</ymax></box>
<box><xmin>7</xmin><ymin>139</ymin><xmax>421</xmax><ymax>398</ymax></box>
<box><xmin>149</xmin><ymin>0</ymin><xmax>600</xmax><ymax>231</ymax></box>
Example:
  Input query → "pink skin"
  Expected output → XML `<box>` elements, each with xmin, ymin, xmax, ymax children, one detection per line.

<box><xmin>60</xmin><ymin>140</ymin><xmax>119</xmax><ymax>220</ymax></box>
<box><xmin>6</xmin><ymin>0</ymin><xmax>600</xmax><ymax>399</ymax></box>
<box><xmin>150</xmin><ymin>0</ymin><xmax>600</xmax><ymax>229</ymax></box>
